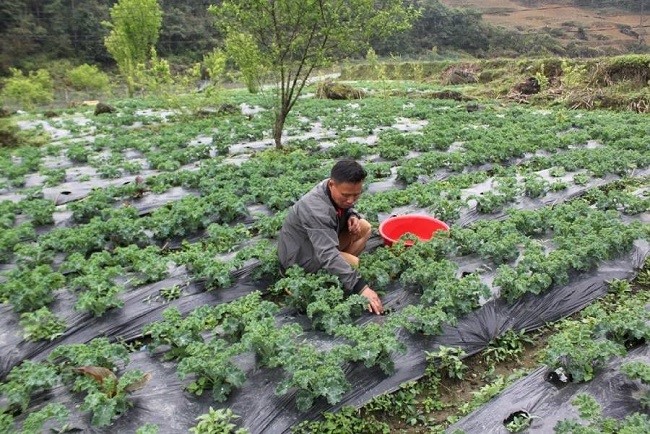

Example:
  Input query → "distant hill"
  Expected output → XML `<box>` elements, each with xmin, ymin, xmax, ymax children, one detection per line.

<box><xmin>439</xmin><ymin>0</ymin><xmax>647</xmax><ymax>54</ymax></box>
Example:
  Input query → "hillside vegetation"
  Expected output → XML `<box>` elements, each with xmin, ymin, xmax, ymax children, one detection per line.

<box><xmin>1</xmin><ymin>0</ymin><xmax>647</xmax><ymax>77</ymax></box>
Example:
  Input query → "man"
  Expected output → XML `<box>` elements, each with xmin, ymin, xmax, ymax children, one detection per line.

<box><xmin>278</xmin><ymin>159</ymin><xmax>384</xmax><ymax>315</ymax></box>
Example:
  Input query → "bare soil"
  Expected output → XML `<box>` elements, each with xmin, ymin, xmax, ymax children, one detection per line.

<box><xmin>440</xmin><ymin>0</ymin><xmax>646</xmax><ymax>50</ymax></box>
<box><xmin>376</xmin><ymin>275</ymin><xmax>650</xmax><ymax>432</ymax></box>
<box><xmin>371</xmin><ymin>327</ymin><xmax>554</xmax><ymax>433</ymax></box>
<box><xmin>432</xmin><ymin>338</ymin><xmax>549</xmax><ymax>424</ymax></box>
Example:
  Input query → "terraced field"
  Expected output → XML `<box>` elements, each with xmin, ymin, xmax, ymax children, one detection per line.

<box><xmin>441</xmin><ymin>0</ymin><xmax>646</xmax><ymax>51</ymax></box>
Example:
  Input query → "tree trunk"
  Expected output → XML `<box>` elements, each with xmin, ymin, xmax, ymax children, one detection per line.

<box><xmin>126</xmin><ymin>75</ymin><xmax>135</xmax><ymax>98</ymax></box>
<box><xmin>273</xmin><ymin>110</ymin><xmax>286</xmax><ymax>149</ymax></box>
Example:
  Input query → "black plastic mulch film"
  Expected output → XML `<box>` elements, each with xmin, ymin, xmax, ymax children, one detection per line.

<box><xmin>447</xmin><ymin>344</ymin><xmax>649</xmax><ymax>434</ymax></box>
<box><xmin>1</xmin><ymin>168</ymin><xmax>648</xmax><ymax>433</ymax></box>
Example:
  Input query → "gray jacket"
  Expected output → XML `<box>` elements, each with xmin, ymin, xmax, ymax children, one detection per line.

<box><xmin>277</xmin><ymin>179</ymin><xmax>367</xmax><ymax>294</ymax></box>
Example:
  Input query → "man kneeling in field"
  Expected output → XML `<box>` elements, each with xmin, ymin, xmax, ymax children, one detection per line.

<box><xmin>277</xmin><ymin>159</ymin><xmax>384</xmax><ymax>315</ymax></box>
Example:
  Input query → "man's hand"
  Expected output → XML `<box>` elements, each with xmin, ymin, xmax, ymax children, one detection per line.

<box><xmin>360</xmin><ymin>286</ymin><xmax>384</xmax><ymax>315</ymax></box>
<box><xmin>348</xmin><ymin>215</ymin><xmax>361</xmax><ymax>237</ymax></box>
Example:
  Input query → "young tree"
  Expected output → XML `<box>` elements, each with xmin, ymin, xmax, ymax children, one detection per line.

<box><xmin>210</xmin><ymin>0</ymin><xmax>416</xmax><ymax>148</ymax></box>
<box><xmin>225</xmin><ymin>32</ymin><xmax>266</xmax><ymax>94</ymax></box>
<box><xmin>104</xmin><ymin>0</ymin><xmax>163</xmax><ymax>97</ymax></box>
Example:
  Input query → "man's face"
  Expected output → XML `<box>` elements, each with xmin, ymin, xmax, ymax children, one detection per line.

<box><xmin>329</xmin><ymin>180</ymin><xmax>363</xmax><ymax>209</ymax></box>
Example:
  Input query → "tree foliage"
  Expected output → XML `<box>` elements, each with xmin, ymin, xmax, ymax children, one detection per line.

<box><xmin>373</xmin><ymin>0</ymin><xmax>488</xmax><ymax>55</ymax></box>
<box><xmin>225</xmin><ymin>32</ymin><xmax>266</xmax><ymax>94</ymax></box>
<box><xmin>103</xmin><ymin>0</ymin><xmax>163</xmax><ymax>96</ymax></box>
<box><xmin>210</xmin><ymin>0</ymin><xmax>416</xmax><ymax>147</ymax></box>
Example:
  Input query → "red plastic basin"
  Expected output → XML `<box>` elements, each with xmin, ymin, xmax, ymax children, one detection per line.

<box><xmin>378</xmin><ymin>214</ymin><xmax>449</xmax><ymax>247</ymax></box>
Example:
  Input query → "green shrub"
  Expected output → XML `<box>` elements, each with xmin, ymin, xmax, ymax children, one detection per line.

<box><xmin>225</xmin><ymin>33</ymin><xmax>264</xmax><ymax>93</ymax></box>
<box><xmin>0</xmin><ymin>118</ymin><xmax>20</xmax><ymax>147</ymax></box>
<box><xmin>66</xmin><ymin>64</ymin><xmax>111</xmax><ymax>91</ymax></box>
<box><xmin>1</xmin><ymin>68</ymin><xmax>54</xmax><ymax>109</ymax></box>
<box><xmin>147</xmin><ymin>48</ymin><xmax>173</xmax><ymax>86</ymax></box>
<box><xmin>132</xmin><ymin>48</ymin><xmax>174</xmax><ymax>93</ymax></box>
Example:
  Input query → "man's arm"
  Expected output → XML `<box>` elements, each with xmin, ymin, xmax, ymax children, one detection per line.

<box><xmin>299</xmin><ymin>209</ymin><xmax>365</xmax><ymax>293</ymax></box>
<box><xmin>301</xmin><ymin>212</ymin><xmax>383</xmax><ymax>314</ymax></box>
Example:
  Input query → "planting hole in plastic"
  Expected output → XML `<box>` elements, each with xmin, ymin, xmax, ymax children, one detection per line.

<box><xmin>606</xmin><ymin>332</ymin><xmax>646</xmax><ymax>350</ymax></box>
<box><xmin>545</xmin><ymin>367</ymin><xmax>573</xmax><ymax>388</ymax></box>
<box><xmin>503</xmin><ymin>410</ymin><xmax>534</xmax><ymax>432</ymax></box>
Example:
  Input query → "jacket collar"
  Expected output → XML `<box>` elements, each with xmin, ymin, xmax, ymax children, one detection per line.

<box><xmin>324</xmin><ymin>179</ymin><xmax>345</xmax><ymax>216</ymax></box>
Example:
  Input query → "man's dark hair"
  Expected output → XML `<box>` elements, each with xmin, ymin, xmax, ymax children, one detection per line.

<box><xmin>330</xmin><ymin>159</ymin><xmax>367</xmax><ymax>183</ymax></box>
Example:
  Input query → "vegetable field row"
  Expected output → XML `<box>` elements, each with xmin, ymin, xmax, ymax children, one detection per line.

<box><xmin>1</xmin><ymin>85</ymin><xmax>648</xmax><ymax>433</ymax></box>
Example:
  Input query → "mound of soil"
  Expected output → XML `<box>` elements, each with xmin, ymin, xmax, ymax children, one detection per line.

<box><xmin>94</xmin><ymin>102</ymin><xmax>116</xmax><ymax>116</ymax></box>
<box><xmin>316</xmin><ymin>81</ymin><xmax>365</xmax><ymax>100</ymax></box>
